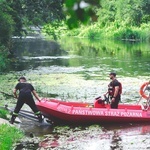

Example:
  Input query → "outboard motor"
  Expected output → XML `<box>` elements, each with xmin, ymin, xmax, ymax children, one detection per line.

<box><xmin>94</xmin><ymin>96</ymin><xmax>106</xmax><ymax>108</ymax></box>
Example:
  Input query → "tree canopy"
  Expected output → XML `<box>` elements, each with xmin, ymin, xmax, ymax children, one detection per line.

<box><xmin>97</xmin><ymin>0</ymin><xmax>150</xmax><ymax>27</ymax></box>
<box><xmin>5</xmin><ymin>0</ymin><xmax>64</xmax><ymax>36</ymax></box>
<box><xmin>0</xmin><ymin>0</ymin><xmax>150</xmax><ymax>45</ymax></box>
<box><xmin>0</xmin><ymin>0</ymin><xmax>150</xmax><ymax>72</ymax></box>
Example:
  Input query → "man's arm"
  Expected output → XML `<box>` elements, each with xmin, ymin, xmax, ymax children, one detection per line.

<box><xmin>13</xmin><ymin>88</ymin><xmax>18</xmax><ymax>99</ymax></box>
<box><xmin>32</xmin><ymin>90</ymin><xmax>41</xmax><ymax>101</ymax></box>
<box><xmin>111</xmin><ymin>86</ymin><xmax>119</xmax><ymax>102</ymax></box>
<box><xmin>113</xmin><ymin>86</ymin><xmax>119</xmax><ymax>98</ymax></box>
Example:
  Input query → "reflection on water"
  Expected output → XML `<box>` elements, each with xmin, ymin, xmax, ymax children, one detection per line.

<box><xmin>11</xmin><ymin>37</ymin><xmax>150</xmax><ymax>77</ymax></box>
<box><xmin>59</xmin><ymin>37</ymin><xmax>150</xmax><ymax>77</ymax></box>
<box><xmin>110</xmin><ymin>131</ymin><xmax>122</xmax><ymax>150</ymax></box>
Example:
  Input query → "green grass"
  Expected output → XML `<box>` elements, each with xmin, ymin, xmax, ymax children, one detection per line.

<box><xmin>78</xmin><ymin>23</ymin><xmax>150</xmax><ymax>42</ymax></box>
<box><xmin>43</xmin><ymin>21</ymin><xmax>150</xmax><ymax>42</ymax></box>
<box><xmin>0</xmin><ymin>124</ymin><xmax>24</xmax><ymax>150</ymax></box>
<box><xmin>0</xmin><ymin>109</ymin><xmax>24</xmax><ymax>150</ymax></box>
<box><xmin>0</xmin><ymin>109</ymin><xmax>8</xmax><ymax>119</ymax></box>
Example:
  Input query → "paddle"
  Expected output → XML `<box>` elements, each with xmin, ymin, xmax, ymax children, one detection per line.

<box><xmin>0</xmin><ymin>105</ymin><xmax>39</xmax><ymax>121</ymax></box>
<box><xmin>0</xmin><ymin>105</ymin><xmax>51</xmax><ymax>125</ymax></box>
<box><xmin>0</xmin><ymin>91</ymin><xmax>15</xmax><ymax>98</ymax></box>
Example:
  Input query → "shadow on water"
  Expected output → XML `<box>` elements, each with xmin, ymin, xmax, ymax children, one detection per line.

<box><xmin>10</xmin><ymin>38</ymin><xmax>68</xmax><ymax>71</ymax></box>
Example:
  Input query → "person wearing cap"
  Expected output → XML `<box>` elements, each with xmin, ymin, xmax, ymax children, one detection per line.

<box><xmin>104</xmin><ymin>72</ymin><xmax>122</xmax><ymax>109</ymax></box>
<box><xmin>9</xmin><ymin>77</ymin><xmax>43</xmax><ymax>124</ymax></box>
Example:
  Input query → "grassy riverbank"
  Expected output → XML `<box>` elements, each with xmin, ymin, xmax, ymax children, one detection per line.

<box><xmin>0</xmin><ymin>109</ymin><xmax>24</xmax><ymax>150</ymax></box>
<box><xmin>43</xmin><ymin>22</ymin><xmax>150</xmax><ymax>42</ymax></box>
<box><xmin>78</xmin><ymin>23</ymin><xmax>150</xmax><ymax>41</ymax></box>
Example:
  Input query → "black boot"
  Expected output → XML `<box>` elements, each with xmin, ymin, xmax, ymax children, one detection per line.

<box><xmin>37</xmin><ymin>114</ymin><xmax>43</xmax><ymax>123</ymax></box>
<box><xmin>9</xmin><ymin>115</ymin><xmax>17</xmax><ymax>124</ymax></box>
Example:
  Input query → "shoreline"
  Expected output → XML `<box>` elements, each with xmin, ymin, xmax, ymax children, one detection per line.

<box><xmin>0</xmin><ymin>118</ymin><xmax>10</xmax><ymax>125</ymax></box>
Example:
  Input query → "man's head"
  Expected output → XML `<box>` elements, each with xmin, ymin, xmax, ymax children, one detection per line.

<box><xmin>109</xmin><ymin>72</ymin><xmax>116</xmax><ymax>79</ymax></box>
<box><xmin>18</xmin><ymin>76</ymin><xmax>26</xmax><ymax>82</ymax></box>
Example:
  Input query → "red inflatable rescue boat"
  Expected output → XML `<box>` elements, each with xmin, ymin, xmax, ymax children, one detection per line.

<box><xmin>36</xmin><ymin>98</ymin><xmax>150</xmax><ymax>124</ymax></box>
<box><xmin>36</xmin><ymin>82</ymin><xmax>150</xmax><ymax>124</ymax></box>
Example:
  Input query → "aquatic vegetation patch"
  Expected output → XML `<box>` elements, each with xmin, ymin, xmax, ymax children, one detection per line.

<box><xmin>39</xmin><ymin>125</ymin><xmax>104</xmax><ymax>149</ymax></box>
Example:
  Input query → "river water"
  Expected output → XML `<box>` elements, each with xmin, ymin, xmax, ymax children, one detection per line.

<box><xmin>8</xmin><ymin>37</ymin><xmax>150</xmax><ymax>149</ymax></box>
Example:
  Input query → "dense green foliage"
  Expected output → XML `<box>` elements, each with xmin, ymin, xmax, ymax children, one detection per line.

<box><xmin>95</xmin><ymin>0</ymin><xmax>150</xmax><ymax>41</ymax></box>
<box><xmin>64</xmin><ymin>0</ymin><xmax>100</xmax><ymax>29</ymax></box>
<box><xmin>0</xmin><ymin>3</ymin><xmax>14</xmax><ymax>45</ymax></box>
<box><xmin>0</xmin><ymin>48</ymin><xmax>8</xmax><ymax>72</ymax></box>
<box><xmin>0</xmin><ymin>108</ymin><xmax>24</xmax><ymax>150</ymax></box>
<box><xmin>0</xmin><ymin>0</ymin><xmax>64</xmax><ymax>71</ymax></box>
<box><xmin>1</xmin><ymin>0</ymin><xmax>150</xmax><ymax>41</ymax></box>
<box><xmin>97</xmin><ymin>0</ymin><xmax>150</xmax><ymax>27</ymax></box>
<box><xmin>85</xmin><ymin>0</ymin><xmax>149</xmax><ymax>40</ymax></box>
<box><xmin>43</xmin><ymin>0</ymin><xmax>150</xmax><ymax>41</ymax></box>
<box><xmin>0</xmin><ymin>0</ymin><xmax>150</xmax><ymax>71</ymax></box>
<box><xmin>0</xmin><ymin>124</ymin><xmax>24</xmax><ymax>150</ymax></box>
<box><xmin>5</xmin><ymin>0</ymin><xmax>64</xmax><ymax>36</ymax></box>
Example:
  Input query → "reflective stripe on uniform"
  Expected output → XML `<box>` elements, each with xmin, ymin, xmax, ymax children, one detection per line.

<box><xmin>34</xmin><ymin>111</ymin><xmax>41</xmax><ymax>115</ymax></box>
<box><xmin>13</xmin><ymin>112</ymin><xmax>18</xmax><ymax>116</ymax></box>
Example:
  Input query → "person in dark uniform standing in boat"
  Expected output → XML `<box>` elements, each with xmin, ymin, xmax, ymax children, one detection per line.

<box><xmin>104</xmin><ymin>72</ymin><xmax>122</xmax><ymax>109</ymax></box>
<box><xmin>10</xmin><ymin>77</ymin><xmax>43</xmax><ymax>124</ymax></box>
